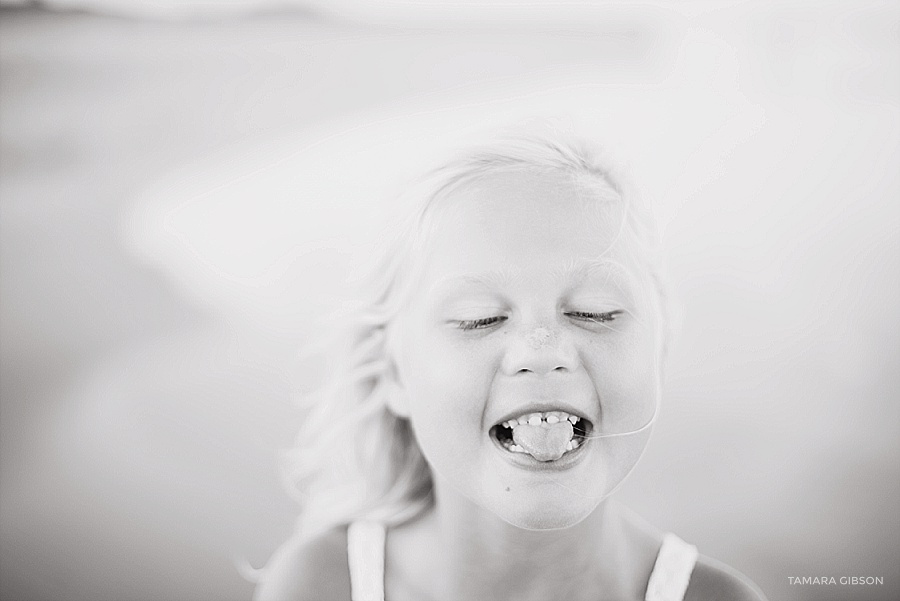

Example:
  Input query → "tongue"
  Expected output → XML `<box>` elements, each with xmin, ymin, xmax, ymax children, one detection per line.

<box><xmin>512</xmin><ymin>421</ymin><xmax>574</xmax><ymax>461</ymax></box>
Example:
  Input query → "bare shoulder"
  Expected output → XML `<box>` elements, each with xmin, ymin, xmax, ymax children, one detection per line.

<box><xmin>685</xmin><ymin>554</ymin><xmax>768</xmax><ymax>601</ymax></box>
<box><xmin>253</xmin><ymin>526</ymin><xmax>351</xmax><ymax>601</ymax></box>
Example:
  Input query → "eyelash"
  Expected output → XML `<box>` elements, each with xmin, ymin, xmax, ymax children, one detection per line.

<box><xmin>567</xmin><ymin>310</ymin><xmax>623</xmax><ymax>323</ymax></box>
<box><xmin>455</xmin><ymin>310</ymin><xmax>622</xmax><ymax>331</ymax></box>
<box><xmin>457</xmin><ymin>316</ymin><xmax>507</xmax><ymax>331</ymax></box>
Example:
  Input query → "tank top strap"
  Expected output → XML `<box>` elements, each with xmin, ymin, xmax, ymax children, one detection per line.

<box><xmin>346</xmin><ymin>521</ymin><xmax>696</xmax><ymax>601</ymax></box>
<box><xmin>347</xmin><ymin>520</ymin><xmax>386</xmax><ymax>601</ymax></box>
<box><xmin>645</xmin><ymin>532</ymin><xmax>699</xmax><ymax>601</ymax></box>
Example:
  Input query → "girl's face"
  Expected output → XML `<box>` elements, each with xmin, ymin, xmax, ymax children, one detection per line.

<box><xmin>391</xmin><ymin>170</ymin><xmax>661</xmax><ymax>530</ymax></box>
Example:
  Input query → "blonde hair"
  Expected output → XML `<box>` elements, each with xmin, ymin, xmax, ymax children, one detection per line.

<box><xmin>281</xmin><ymin>131</ymin><xmax>670</xmax><ymax>544</ymax></box>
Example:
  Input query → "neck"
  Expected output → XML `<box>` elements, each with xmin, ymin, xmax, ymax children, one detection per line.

<box><xmin>390</xmin><ymin>476</ymin><xmax>637</xmax><ymax>601</ymax></box>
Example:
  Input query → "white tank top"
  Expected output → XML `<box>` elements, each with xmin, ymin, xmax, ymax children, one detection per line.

<box><xmin>347</xmin><ymin>521</ymin><xmax>698</xmax><ymax>601</ymax></box>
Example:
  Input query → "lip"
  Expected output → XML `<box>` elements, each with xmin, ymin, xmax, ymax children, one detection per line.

<box><xmin>488</xmin><ymin>429</ymin><xmax>591</xmax><ymax>472</ymax></box>
<box><xmin>490</xmin><ymin>402</ymin><xmax>595</xmax><ymax>428</ymax></box>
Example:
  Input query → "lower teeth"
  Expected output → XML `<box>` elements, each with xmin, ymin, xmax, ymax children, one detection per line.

<box><xmin>504</xmin><ymin>436</ymin><xmax>580</xmax><ymax>455</ymax></box>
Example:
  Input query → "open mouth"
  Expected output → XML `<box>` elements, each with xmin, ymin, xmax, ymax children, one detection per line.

<box><xmin>489</xmin><ymin>411</ymin><xmax>594</xmax><ymax>462</ymax></box>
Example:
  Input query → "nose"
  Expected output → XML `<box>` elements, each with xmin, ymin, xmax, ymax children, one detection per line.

<box><xmin>501</xmin><ymin>325</ymin><xmax>580</xmax><ymax>376</ymax></box>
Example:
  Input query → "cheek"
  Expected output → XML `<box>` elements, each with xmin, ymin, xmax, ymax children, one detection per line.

<box><xmin>397</xmin><ymin>327</ymin><xmax>497</xmax><ymax>434</ymax></box>
<box><xmin>583</xmin><ymin>329</ymin><xmax>659</xmax><ymax>425</ymax></box>
<box><xmin>584</xmin><ymin>324</ymin><xmax>656</xmax><ymax>378</ymax></box>
<box><xmin>399</xmin><ymin>341</ymin><xmax>497</xmax><ymax>483</ymax></box>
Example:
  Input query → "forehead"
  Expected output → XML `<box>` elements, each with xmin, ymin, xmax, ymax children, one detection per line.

<box><xmin>418</xmin><ymin>170</ymin><xmax>635</xmax><ymax>289</ymax></box>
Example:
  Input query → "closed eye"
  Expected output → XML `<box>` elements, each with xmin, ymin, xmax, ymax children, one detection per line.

<box><xmin>456</xmin><ymin>316</ymin><xmax>508</xmax><ymax>330</ymax></box>
<box><xmin>565</xmin><ymin>310</ymin><xmax>623</xmax><ymax>323</ymax></box>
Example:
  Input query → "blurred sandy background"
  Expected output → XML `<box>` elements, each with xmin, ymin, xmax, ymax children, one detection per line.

<box><xmin>2</xmin><ymin>2</ymin><xmax>899</xmax><ymax>600</ymax></box>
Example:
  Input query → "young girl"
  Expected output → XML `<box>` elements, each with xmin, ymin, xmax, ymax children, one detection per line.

<box><xmin>254</xmin><ymin>132</ymin><xmax>767</xmax><ymax>601</ymax></box>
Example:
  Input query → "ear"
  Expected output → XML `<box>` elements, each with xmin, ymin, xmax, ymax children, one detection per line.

<box><xmin>383</xmin><ymin>362</ymin><xmax>411</xmax><ymax>419</ymax></box>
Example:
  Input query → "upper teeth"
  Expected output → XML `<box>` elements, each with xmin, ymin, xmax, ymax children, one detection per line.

<box><xmin>502</xmin><ymin>411</ymin><xmax>581</xmax><ymax>429</ymax></box>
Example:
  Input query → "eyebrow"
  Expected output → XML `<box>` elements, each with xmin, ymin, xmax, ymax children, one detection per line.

<box><xmin>430</xmin><ymin>269</ymin><xmax>515</xmax><ymax>291</ymax></box>
<box><xmin>552</xmin><ymin>257</ymin><xmax>630</xmax><ymax>284</ymax></box>
<box><xmin>428</xmin><ymin>258</ymin><xmax>632</xmax><ymax>296</ymax></box>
